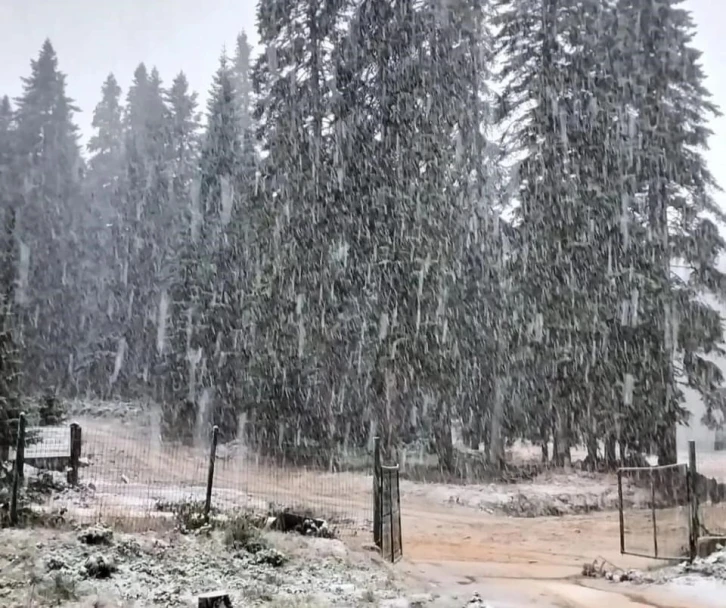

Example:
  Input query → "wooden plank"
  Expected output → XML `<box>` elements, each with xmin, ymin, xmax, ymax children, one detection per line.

<box><xmin>8</xmin><ymin>426</ymin><xmax>70</xmax><ymax>460</ymax></box>
<box><xmin>198</xmin><ymin>591</ymin><xmax>232</xmax><ymax>608</ymax></box>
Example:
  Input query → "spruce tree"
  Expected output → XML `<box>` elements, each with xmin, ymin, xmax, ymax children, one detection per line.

<box><xmin>83</xmin><ymin>74</ymin><xmax>126</xmax><ymax>394</ymax></box>
<box><xmin>252</xmin><ymin>0</ymin><xmax>350</xmax><ymax>453</ymax></box>
<box><xmin>231</xmin><ymin>31</ymin><xmax>253</xmax><ymax>135</ymax></box>
<box><xmin>88</xmin><ymin>74</ymin><xmax>125</xmax><ymax>197</ymax></box>
<box><xmin>0</xmin><ymin>96</ymin><xmax>20</xmax><ymax>458</ymax></box>
<box><xmin>494</xmin><ymin>0</ymin><xmax>725</xmax><ymax>466</ymax></box>
<box><xmin>162</xmin><ymin>71</ymin><xmax>201</xmax><ymax>441</ymax></box>
<box><xmin>494</xmin><ymin>0</ymin><xmax>614</xmax><ymax>466</ymax></box>
<box><xmin>166</xmin><ymin>72</ymin><xmax>200</xmax><ymax>207</ymax></box>
<box><xmin>13</xmin><ymin>39</ymin><xmax>84</xmax><ymax>393</ymax></box>
<box><xmin>612</xmin><ymin>0</ymin><xmax>725</xmax><ymax>463</ymax></box>
<box><xmin>0</xmin><ymin>96</ymin><xmax>12</xmax><ymax>166</ymax></box>
<box><xmin>329</xmin><ymin>0</ymin><xmax>493</xmax><ymax>464</ymax></box>
<box><xmin>191</xmin><ymin>54</ymin><xmax>245</xmax><ymax>442</ymax></box>
<box><xmin>119</xmin><ymin>64</ymin><xmax>171</xmax><ymax>396</ymax></box>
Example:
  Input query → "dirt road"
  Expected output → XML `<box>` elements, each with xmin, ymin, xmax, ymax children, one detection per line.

<box><xmin>396</xmin><ymin>501</ymin><xmax>719</xmax><ymax>607</ymax></box>
<box><xmin>74</xmin><ymin>419</ymin><xmax>722</xmax><ymax>608</ymax></box>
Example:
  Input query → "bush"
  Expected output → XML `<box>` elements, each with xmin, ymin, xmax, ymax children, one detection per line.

<box><xmin>224</xmin><ymin>512</ymin><xmax>265</xmax><ymax>551</ymax></box>
<box><xmin>171</xmin><ymin>500</ymin><xmax>212</xmax><ymax>532</ymax></box>
<box><xmin>39</xmin><ymin>572</ymin><xmax>78</xmax><ymax>602</ymax></box>
<box><xmin>38</xmin><ymin>392</ymin><xmax>66</xmax><ymax>426</ymax></box>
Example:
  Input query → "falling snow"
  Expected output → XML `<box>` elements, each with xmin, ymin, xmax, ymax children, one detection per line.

<box><xmin>1</xmin><ymin>1</ymin><xmax>726</xmax><ymax>605</ymax></box>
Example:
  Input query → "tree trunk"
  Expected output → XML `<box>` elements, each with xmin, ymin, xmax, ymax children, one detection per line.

<box><xmin>461</xmin><ymin>407</ymin><xmax>481</xmax><ymax>450</ymax></box>
<box><xmin>488</xmin><ymin>377</ymin><xmax>505</xmax><ymax>469</ymax></box>
<box><xmin>657</xmin><ymin>422</ymin><xmax>677</xmax><ymax>465</ymax></box>
<box><xmin>555</xmin><ymin>407</ymin><xmax>571</xmax><ymax>468</ymax></box>
<box><xmin>585</xmin><ymin>391</ymin><xmax>598</xmax><ymax>470</ymax></box>
<box><xmin>540</xmin><ymin>421</ymin><xmax>550</xmax><ymax>463</ymax></box>
<box><xmin>604</xmin><ymin>435</ymin><xmax>617</xmax><ymax>468</ymax></box>
<box><xmin>434</xmin><ymin>401</ymin><xmax>454</xmax><ymax>473</ymax></box>
<box><xmin>586</xmin><ymin>435</ymin><xmax>598</xmax><ymax>471</ymax></box>
<box><xmin>468</xmin><ymin>409</ymin><xmax>483</xmax><ymax>450</ymax></box>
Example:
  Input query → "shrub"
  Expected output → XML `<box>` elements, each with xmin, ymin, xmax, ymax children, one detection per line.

<box><xmin>224</xmin><ymin>511</ymin><xmax>265</xmax><ymax>551</ymax></box>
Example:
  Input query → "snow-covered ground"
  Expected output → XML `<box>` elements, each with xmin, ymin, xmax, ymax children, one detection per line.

<box><xmin>0</xmin><ymin>525</ymin><xmax>407</xmax><ymax>607</ymax></box>
<box><xmin>400</xmin><ymin>469</ymin><xmax>651</xmax><ymax>516</ymax></box>
<box><xmin>591</xmin><ymin>546</ymin><xmax>726</xmax><ymax>608</ymax></box>
<box><xmin>13</xmin><ymin>404</ymin><xmax>726</xmax><ymax>607</ymax></box>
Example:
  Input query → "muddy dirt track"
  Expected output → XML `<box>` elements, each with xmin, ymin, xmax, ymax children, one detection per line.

<box><xmin>71</xmin><ymin>419</ymin><xmax>723</xmax><ymax>608</ymax></box>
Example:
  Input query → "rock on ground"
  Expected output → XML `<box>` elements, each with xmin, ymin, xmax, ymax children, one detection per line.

<box><xmin>597</xmin><ymin>547</ymin><xmax>726</xmax><ymax>593</ymax></box>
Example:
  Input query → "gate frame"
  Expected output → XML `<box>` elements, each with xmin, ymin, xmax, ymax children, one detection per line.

<box><xmin>617</xmin><ymin>443</ymin><xmax>698</xmax><ymax>562</ymax></box>
<box><xmin>378</xmin><ymin>464</ymin><xmax>402</xmax><ymax>563</ymax></box>
<box><xmin>373</xmin><ymin>438</ymin><xmax>403</xmax><ymax>563</ymax></box>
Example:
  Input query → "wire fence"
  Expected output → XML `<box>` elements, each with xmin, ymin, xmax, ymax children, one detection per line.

<box><xmin>8</xmin><ymin>414</ymin><xmax>726</xmax><ymax>560</ymax></box>
<box><xmin>3</xmin><ymin>417</ymin><xmax>375</xmax><ymax>533</ymax></box>
<box><xmin>617</xmin><ymin>445</ymin><xmax>726</xmax><ymax>562</ymax></box>
<box><xmin>618</xmin><ymin>463</ymin><xmax>692</xmax><ymax>560</ymax></box>
<box><xmin>695</xmin><ymin>452</ymin><xmax>726</xmax><ymax>537</ymax></box>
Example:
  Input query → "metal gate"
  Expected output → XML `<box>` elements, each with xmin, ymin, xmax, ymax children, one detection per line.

<box><xmin>373</xmin><ymin>454</ymin><xmax>402</xmax><ymax>563</ymax></box>
<box><xmin>617</xmin><ymin>461</ymin><xmax>696</xmax><ymax>561</ymax></box>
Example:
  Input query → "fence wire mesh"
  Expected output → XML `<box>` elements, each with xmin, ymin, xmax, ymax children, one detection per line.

<box><xmin>378</xmin><ymin>464</ymin><xmax>402</xmax><ymax>563</ymax></box>
<box><xmin>3</xmin><ymin>419</ymin><xmax>374</xmax><ymax>532</ymax></box>
<box><xmin>618</xmin><ymin>463</ymin><xmax>691</xmax><ymax>560</ymax></box>
<box><xmin>694</xmin><ymin>451</ymin><xmax>726</xmax><ymax>537</ymax></box>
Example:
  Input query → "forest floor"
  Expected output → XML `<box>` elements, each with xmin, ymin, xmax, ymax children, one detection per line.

<box><xmin>10</xmin><ymin>404</ymin><xmax>726</xmax><ymax>607</ymax></box>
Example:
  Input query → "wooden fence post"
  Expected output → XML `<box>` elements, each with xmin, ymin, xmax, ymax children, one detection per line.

<box><xmin>373</xmin><ymin>436</ymin><xmax>381</xmax><ymax>548</ymax></box>
<box><xmin>10</xmin><ymin>412</ymin><xmax>26</xmax><ymax>526</ymax></box>
<box><xmin>688</xmin><ymin>440</ymin><xmax>699</xmax><ymax>562</ymax></box>
<box><xmin>650</xmin><ymin>477</ymin><xmax>658</xmax><ymax>559</ymax></box>
<box><xmin>67</xmin><ymin>423</ymin><xmax>82</xmax><ymax>485</ymax></box>
<box><xmin>617</xmin><ymin>469</ymin><xmax>625</xmax><ymax>554</ymax></box>
<box><xmin>204</xmin><ymin>426</ymin><xmax>219</xmax><ymax>522</ymax></box>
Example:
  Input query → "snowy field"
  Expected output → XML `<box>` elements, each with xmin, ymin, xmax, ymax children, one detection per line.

<box><xmin>9</xmin><ymin>404</ymin><xmax>725</xmax><ymax>607</ymax></box>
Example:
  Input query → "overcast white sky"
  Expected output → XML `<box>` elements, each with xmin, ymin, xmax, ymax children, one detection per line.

<box><xmin>0</xmin><ymin>0</ymin><xmax>259</xmax><ymax>135</ymax></box>
<box><xmin>0</xmin><ymin>0</ymin><xmax>724</xmax><ymax>207</ymax></box>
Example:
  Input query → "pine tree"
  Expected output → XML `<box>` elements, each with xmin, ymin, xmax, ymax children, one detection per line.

<box><xmin>0</xmin><ymin>96</ymin><xmax>14</xmax><ymax>204</ymax></box>
<box><xmin>0</xmin><ymin>96</ymin><xmax>12</xmax><ymax>168</ymax></box>
<box><xmin>166</xmin><ymin>72</ymin><xmax>200</xmax><ymax>208</ymax></box>
<box><xmin>0</xmin><ymin>95</ymin><xmax>20</xmax><ymax>458</ymax></box>
<box><xmin>494</xmin><ymin>0</ymin><xmax>725</xmax><ymax>467</ymax></box>
<box><xmin>612</xmin><ymin>0</ymin><xmax>725</xmax><ymax>464</ymax></box>
<box><xmin>449</xmin><ymin>0</ymin><xmax>513</xmax><ymax>464</ymax></box>
<box><xmin>251</xmin><ymin>0</ymin><xmax>350</xmax><ymax>453</ymax></box>
<box><xmin>163</xmin><ymin>71</ymin><xmax>201</xmax><ymax>439</ymax></box>
<box><xmin>81</xmin><ymin>74</ymin><xmax>126</xmax><ymax>394</ymax></box>
<box><xmin>13</xmin><ymin>39</ymin><xmax>84</xmax><ymax>392</ymax></box>
<box><xmin>416</xmin><ymin>0</ymin><xmax>510</xmax><ymax>469</ymax></box>
<box><xmin>88</xmin><ymin>74</ymin><xmax>125</xmax><ymax>197</ymax></box>
<box><xmin>328</xmin><ymin>0</ymin><xmax>492</xmax><ymax>464</ymax></box>
<box><xmin>118</xmin><ymin>64</ymin><xmax>171</xmax><ymax>396</ymax></box>
<box><xmin>494</xmin><ymin>0</ymin><xmax>618</xmax><ymax>466</ymax></box>
<box><xmin>190</xmin><ymin>54</ymin><xmax>245</xmax><ymax>442</ymax></box>
<box><xmin>230</xmin><ymin>30</ymin><xmax>259</xmax><ymax>212</ymax></box>
<box><xmin>231</xmin><ymin>31</ymin><xmax>253</xmax><ymax>135</ymax></box>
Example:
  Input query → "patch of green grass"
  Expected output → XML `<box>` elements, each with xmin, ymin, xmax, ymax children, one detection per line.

<box><xmin>224</xmin><ymin>511</ymin><xmax>266</xmax><ymax>551</ymax></box>
<box><xmin>36</xmin><ymin>572</ymin><xmax>79</xmax><ymax>604</ymax></box>
<box><xmin>154</xmin><ymin>499</ymin><xmax>217</xmax><ymax>532</ymax></box>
